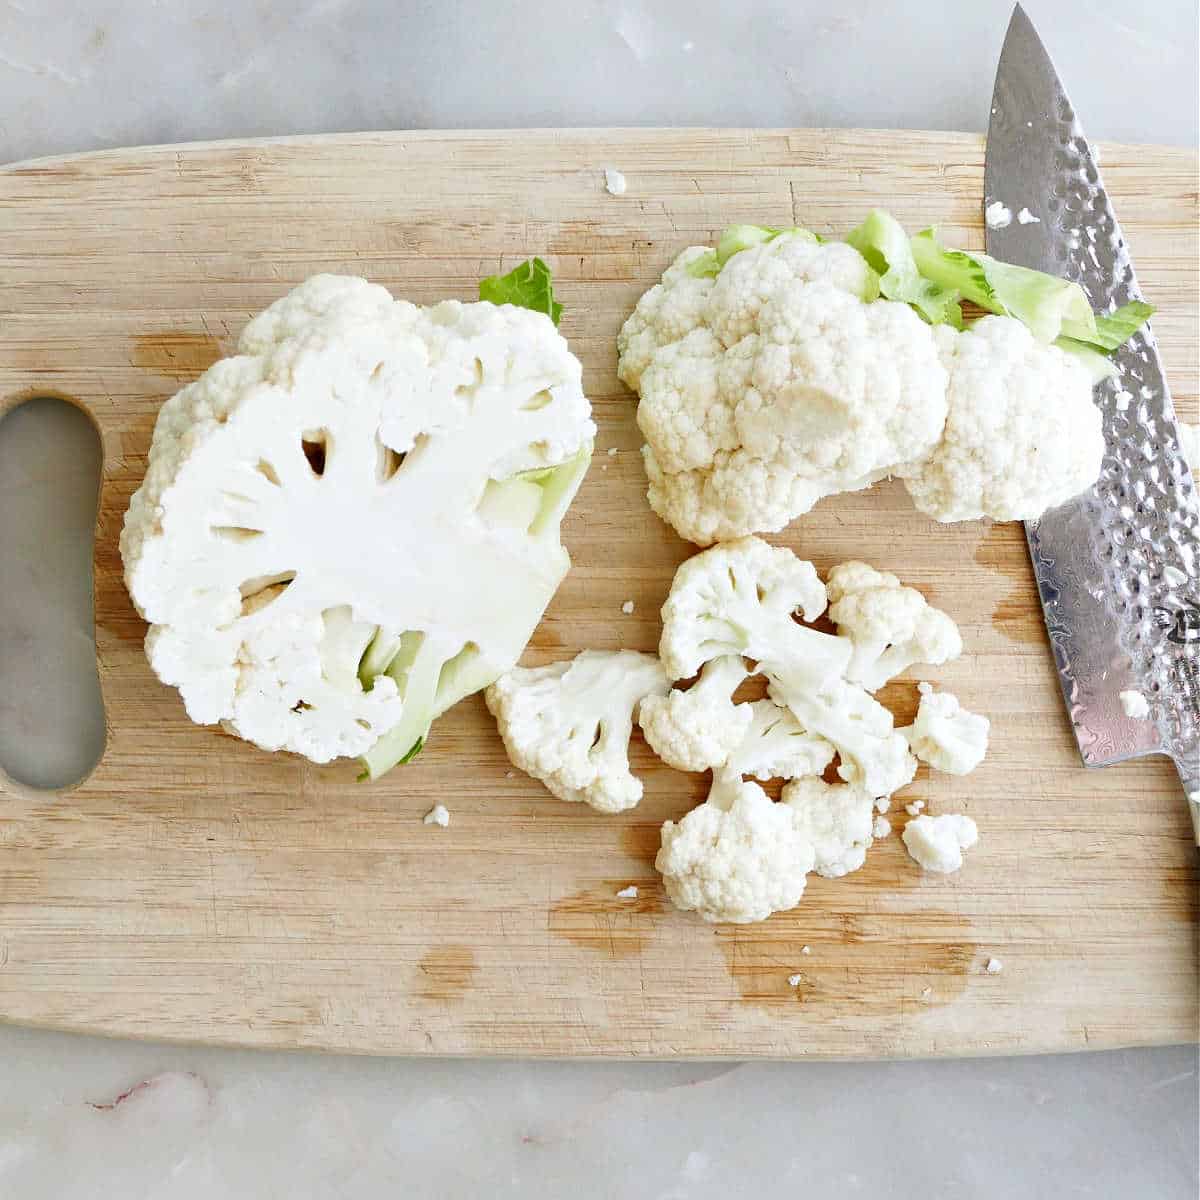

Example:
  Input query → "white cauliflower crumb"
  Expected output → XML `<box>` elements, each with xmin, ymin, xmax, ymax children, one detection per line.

<box><xmin>787</xmin><ymin>973</ymin><xmax>803</xmax><ymax>987</ymax></box>
<box><xmin>608</xmin><ymin>446</ymin><xmax>619</xmax><ymax>456</ymax></box>
<box><xmin>875</xmin><ymin>796</ymin><xmax>890</xmax><ymax>813</ymax></box>
<box><xmin>801</xmin><ymin>945</ymin><xmax>811</xmax><ymax>955</ymax></box>
<box><xmin>423</xmin><ymin>804</ymin><xmax>450</xmax><ymax>827</ymax></box>
<box><xmin>505</xmin><ymin>770</ymin><xmax>515</xmax><ymax>778</ymax></box>
<box><xmin>921</xmin><ymin>986</ymin><xmax>933</xmax><ymax>999</ymax></box>
<box><xmin>873</xmin><ymin>815</ymin><xmax>892</xmax><ymax>838</ymax></box>
<box><xmin>604</xmin><ymin>167</ymin><xmax>628</xmax><ymax>196</ymax></box>
<box><xmin>985</xmin><ymin>957</ymin><xmax>1003</xmax><ymax>974</ymax></box>
<box><xmin>902</xmin><ymin>813</ymin><xmax>978</xmax><ymax>873</ymax></box>
<box><xmin>1016</xmin><ymin>207</ymin><xmax>1040</xmax><ymax>225</ymax></box>
<box><xmin>621</xmin><ymin>600</ymin><xmax>636</xmax><ymax>615</ymax></box>
<box><xmin>905</xmin><ymin>800</ymin><xmax>925</xmax><ymax>817</ymax></box>
<box><xmin>616</xmin><ymin>885</ymin><xmax>639</xmax><ymax>899</ymax></box>
<box><xmin>985</xmin><ymin>201</ymin><xmax>1012</xmax><ymax>228</ymax></box>
<box><xmin>1118</xmin><ymin>689</ymin><xmax>1150</xmax><ymax>720</ymax></box>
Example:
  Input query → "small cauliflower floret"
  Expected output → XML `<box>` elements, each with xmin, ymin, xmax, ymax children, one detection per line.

<box><xmin>903</xmin><ymin>682</ymin><xmax>990</xmax><ymax>775</ymax></box>
<box><xmin>640</xmin><ymin>655</ymin><xmax>753</xmax><ymax>772</ymax></box>
<box><xmin>616</xmin><ymin>247</ymin><xmax>716</xmax><ymax>393</ymax></box>
<box><xmin>718</xmin><ymin>699</ymin><xmax>835</xmax><ymax>787</ymax></box>
<box><xmin>902</xmin><ymin>813</ymin><xmax>979</xmax><ymax>874</ymax></box>
<box><xmin>659</xmin><ymin>536</ymin><xmax>852</xmax><ymax>692</ymax></box>
<box><xmin>826</xmin><ymin>561</ymin><xmax>963</xmax><ymax>690</ymax></box>
<box><xmin>485</xmin><ymin>650</ymin><xmax>669</xmax><ymax>814</ymax></box>
<box><xmin>655</xmin><ymin>779</ymin><xmax>816</xmax><ymax>923</ymax></box>
<box><xmin>782</xmin><ymin>776</ymin><xmax>875</xmax><ymax>878</ymax></box>
<box><xmin>901</xmin><ymin>317</ymin><xmax>1104</xmax><ymax>522</ymax></box>
<box><xmin>618</xmin><ymin>235</ymin><xmax>949</xmax><ymax>545</ymax></box>
<box><xmin>121</xmin><ymin>275</ymin><xmax>595</xmax><ymax>774</ymax></box>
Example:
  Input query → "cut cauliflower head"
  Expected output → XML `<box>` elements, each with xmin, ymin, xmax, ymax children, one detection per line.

<box><xmin>485</xmin><ymin>650</ymin><xmax>669</xmax><ymax>813</ymax></box>
<box><xmin>121</xmin><ymin>275</ymin><xmax>595</xmax><ymax>772</ymax></box>
<box><xmin>655</xmin><ymin>779</ymin><xmax>816</xmax><ymax>924</ymax></box>
<box><xmin>826</xmin><ymin>561</ymin><xmax>963</xmax><ymax>691</ymax></box>
<box><xmin>903</xmin><ymin>682</ymin><xmax>990</xmax><ymax>775</ymax></box>
<box><xmin>782</xmin><ymin>776</ymin><xmax>875</xmax><ymax>878</ymax></box>
<box><xmin>639</xmin><ymin>654</ymin><xmax>753</xmax><ymax>773</ymax></box>
<box><xmin>901</xmin><ymin>316</ymin><xmax>1104</xmax><ymax>522</ymax></box>
<box><xmin>619</xmin><ymin>234</ymin><xmax>949</xmax><ymax>545</ymax></box>
<box><xmin>901</xmin><ymin>813</ymin><xmax>979</xmax><ymax>873</ymax></box>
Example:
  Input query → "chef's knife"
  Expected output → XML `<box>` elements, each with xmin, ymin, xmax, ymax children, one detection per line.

<box><xmin>986</xmin><ymin>5</ymin><xmax>1200</xmax><ymax>840</ymax></box>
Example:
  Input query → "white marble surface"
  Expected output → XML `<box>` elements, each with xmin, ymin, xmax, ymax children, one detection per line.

<box><xmin>0</xmin><ymin>2</ymin><xmax>1197</xmax><ymax>1196</ymax></box>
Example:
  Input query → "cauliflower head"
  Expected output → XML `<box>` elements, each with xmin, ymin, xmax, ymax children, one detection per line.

<box><xmin>900</xmin><ymin>317</ymin><xmax>1104</xmax><ymax>522</ymax></box>
<box><xmin>639</xmin><ymin>654</ymin><xmax>753</xmax><ymax>773</ymax></box>
<box><xmin>121</xmin><ymin>275</ymin><xmax>595</xmax><ymax>772</ymax></box>
<box><xmin>655</xmin><ymin>779</ymin><xmax>816</xmax><ymax>923</ymax></box>
<box><xmin>782</xmin><ymin>776</ymin><xmax>875</xmax><ymax>878</ymax></box>
<box><xmin>485</xmin><ymin>650</ymin><xmax>669</xmax><ymax>813</ymax></box>
<box><xmin>903</xmin><ymin>682</ymin><xmax>990</xmax><ymax>775</ymax></box>
<box><xmin>826</xmin><ymin>561</ymin><xmax>963</xmax><ymax>691</ymax></box>
<box><xmin>901</xmin><ymin>813</ymin><xmax>979</xmax><ymax>874</ymax></box>
<box><xmin>619</xmin><ymin>234</ymin><xmax>949</xmax><ymax>544</ymax></box>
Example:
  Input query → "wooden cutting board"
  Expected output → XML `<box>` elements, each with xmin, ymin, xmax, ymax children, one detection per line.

<box><xmin>0</xmin><ymin>130</ymin><xmax>1196</xmax><ymax>1058</ymax></box>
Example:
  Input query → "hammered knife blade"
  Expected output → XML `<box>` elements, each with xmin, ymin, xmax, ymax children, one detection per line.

<box><xmin>985</xmin><ymin>4</ymin><xmax>1200</xmax><ymax>839</ymax></box>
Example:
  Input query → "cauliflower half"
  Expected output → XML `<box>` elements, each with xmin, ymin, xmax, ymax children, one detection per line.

<box><xmin>619</xmin><ymin>234</ymin><xmax>949</xmax><ymax>544</ymax></box>
<box><xmin>122</xmin><ymin>275</ymin><xmax>595</xmax><ymax>772</ymax></box>
<box><xmin>485</xmin><ymin>650</ymin><xmax>668</xmax><ymax>813</ymax></box>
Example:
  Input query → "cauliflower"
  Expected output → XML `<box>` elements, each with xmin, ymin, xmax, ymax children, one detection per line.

<box><xmin>657</xmin><ymin>538</ymin><xmax>914</xmax><ymax>799</ymax></box>
<box><xmin>782</xmin><ymin>776</ymin><xmax>875</xmax><ymax>878</ymax></box>
<box><xmin>716</xmin><ymin>699</ymin><xmax>835</xmax><ymax>790</ymax></box>
<box><xmin>655</xmin><ymin>779</ymin><xmax>816</xmax><ymax>923</ymax></box>
<box><xmin>1178</xmin><ymin>422</ymin><xmax>1199</xmax><ymax>474</ymax></box>
<box><xmin>825</xmin><ymin>562</ymin><xmax>962</xmax><ymax>690</ymax></box>
<box><xmin>485</xmin><ymin>650</ymin><xmax>669</xmax><ymax>813</ymax></box>
<box><xmin>902</xmin><ymin>682</ymin><xmax>990</xmax><ymax>775</ymax></box>
<box><xmin>658</xmin><ymin>536</ymin><xmax>851</xmax><ymax>692</ymax></box>
<box><xmin>121</xmin><ymin>273</ymin><xmax>594</xmax><ymax>774</ymax></box>
<box><xmin>900</xmin><ymin>317</ymin><xmax>1104</xmax><ymax>522</ymax></box>
<box><xmin>639</xmin><ymin>655</ymin><xmax>753</xmax><ymax>772</ymax></box>
<box><xmin>901</xmin><ymin>813</ymin><xmax>979</xmax><ymax>874</ymax></box>
<box><xmin>619</xmin><ymin>233</ymin><xmax>949</xmax><ymax>545</ymax></box>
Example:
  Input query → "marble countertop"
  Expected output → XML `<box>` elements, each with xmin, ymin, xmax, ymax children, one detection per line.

<box><xmin>0</xmin><ymin>1</ymin><xmax>1196</xmax><ymax>1196</ymax></box>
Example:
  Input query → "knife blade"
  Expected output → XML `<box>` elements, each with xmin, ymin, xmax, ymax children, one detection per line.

<box><xmin>985</xmin><ymin>4</ymin><xmax>1200</xmax><ymax>839</ymax></box>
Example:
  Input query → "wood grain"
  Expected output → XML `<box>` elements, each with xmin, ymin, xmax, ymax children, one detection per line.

<box><xmin>0</xmin><ymin>129</ymin><xmax>1195</xmax><ymax>1058</ymax></box>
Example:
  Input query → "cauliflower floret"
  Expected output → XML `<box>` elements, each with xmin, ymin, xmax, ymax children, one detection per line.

<box><xmin>901</xmin><ymin>813</ymin><xmax>979</xmax><ymax>873</ymax></box>
<box><xmin>782</xmin><ymin>776</ymin><xmax>875</xmax><ymax>878</ymax></box>
<box><xmin>640</xmin><ymin>655</ymin><xmax>753</xmax><ymax>772</ymax></box>
<box><xmin>772</xmin><ymin>676</ymin><xmax>917</xmax><ymax>800</ymax></box>
<box><xmin>618</xmin><ymin>236</ymin><xmax>949</xmax><ymax>545</ymax></box>
<box><xmin>903</xmin><ymin>682</ymin><xmax>990</xmax><ymax>775</ymax></box>
<box><xmin>901</xmin><ymin>316</ymin><xmax>1104</xmax><ymax>522</ymax></box>
<box><xmin>616</xmin><ymin>247</ymin><xmax>716</xmax><ymax>392</ymax></box>
<box><xmin>826</xmin><ymin>561</ymin><xmax>963</xmax><ymax>690</ymax></box>
<box><xmin>658</xmin><ymin>536</ymin><xmax>851</xmax><ymax>690</ymax></box>
<box><xmin>718</xmin><ymin>699</ymin><xmax>835</xmax><ymax>787</ymax></box>
<box><xmin>121</xmin><ymin>276</ymin><xmax>595</xmax><ymax>772</ymax></box>
<box><xmin>655</xmin><ymin>779</ymin><xmax>816</xmax><ymax>923</ymax></box>
<box><xmin>485</xmin><ymin>650</ymin><xmax>669</xmax><ymax>813</ymax></box>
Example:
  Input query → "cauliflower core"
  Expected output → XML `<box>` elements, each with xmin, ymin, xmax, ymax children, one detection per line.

<box><xmin>122</xmin><ymin>275</ymin><xmax>595</xmax><ymax>771</ymax></box>
<box><xmin>485</xmin><ymin>650</ymin><xmax>669</xmax><ymax>813</ymax></box>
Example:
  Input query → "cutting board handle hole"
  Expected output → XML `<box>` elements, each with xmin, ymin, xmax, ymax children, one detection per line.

<box><xmin>0</xmin><ymin>395</ymin><xmax>105</xmax><ymax>793</ymax></box>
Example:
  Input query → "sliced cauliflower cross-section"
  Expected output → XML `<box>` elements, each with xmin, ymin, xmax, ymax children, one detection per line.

<box><xmin>656</xmin><ymin>779</ymin><xmax>816</xmax><ymax>924</ymax></box>
<box><xmin>485</xmin><ymin>650</ymin><xmax>669</xmax><ymax>813</ymax></box>
<box><xmin>825</xmin><ymin>561</ymin><xmax>963</xmax><ymax>691</ymax></box>
<box><xmin>121</xmin><ymin>275</ymin><xmax>595</xmax><ymax>773</ymax></box>
<box><xmin>903</xmin><ymin>682</ymin><xmax>990</xmax><ymax>775</ymax></box>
